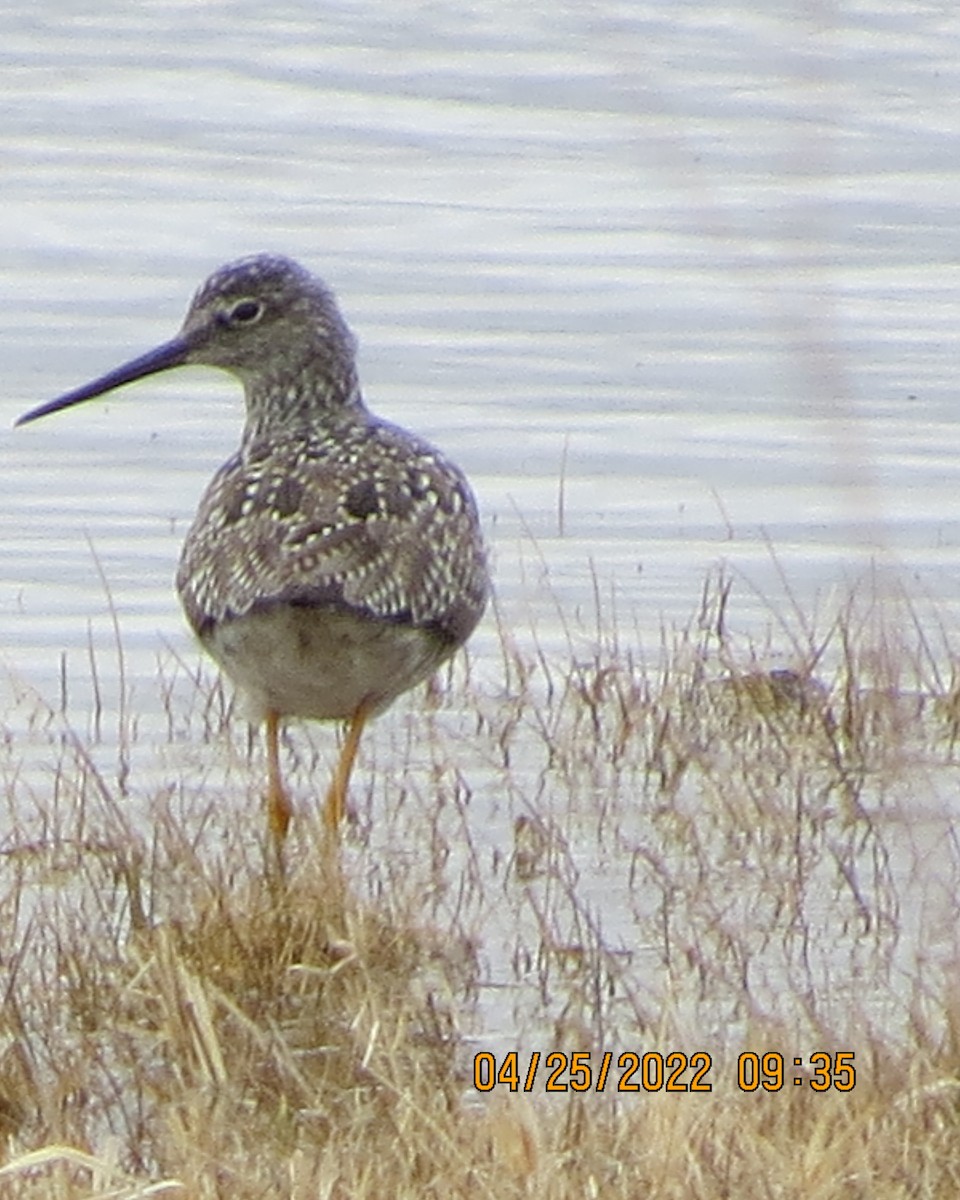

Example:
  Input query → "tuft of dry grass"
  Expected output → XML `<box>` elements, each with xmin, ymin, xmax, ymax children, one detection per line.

<box><xmin>1</xmin><ymin>567</ymin><xmax>960</xmax><ymax>1196</ymax></box>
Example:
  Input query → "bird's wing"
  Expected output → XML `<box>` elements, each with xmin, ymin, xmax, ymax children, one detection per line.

<box><xmin>176</xmin><ymin>421</ymin><xmax>487</xmax><ymax>646</ymax></box>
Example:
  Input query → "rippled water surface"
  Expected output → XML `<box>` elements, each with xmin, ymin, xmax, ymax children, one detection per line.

<box><xmin>3</xmin><ymin>1</ymin><xmax>960</xmax><ymax>1054</ymax></box>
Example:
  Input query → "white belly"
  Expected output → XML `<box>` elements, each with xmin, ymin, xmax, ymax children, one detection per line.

<box><xmin>203</xmin><ymin>606</ymin><xmax>450</xmax><ymax>723</ymax></box>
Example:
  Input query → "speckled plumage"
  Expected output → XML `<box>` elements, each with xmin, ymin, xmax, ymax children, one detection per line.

<box><xmin>17</xmin><ymin>253</ymin><xmax>489</xmax><ymax>843</ymax></box>
<box><xmin>177</xmin><ymin>416</ymin><xmax>485</xmax><ymax>683</ymax></box>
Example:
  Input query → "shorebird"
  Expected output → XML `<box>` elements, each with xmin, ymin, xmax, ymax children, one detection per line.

<box><xmin>16</xmin><ymin>254</ymin><xmax>489</xmax><ymax>849</ymax></box>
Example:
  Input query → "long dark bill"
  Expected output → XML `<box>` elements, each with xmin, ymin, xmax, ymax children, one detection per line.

<box><xmin>15</xmin><ymin>335</ymin><xmax>192</xmax><ymax>427</ymax></box>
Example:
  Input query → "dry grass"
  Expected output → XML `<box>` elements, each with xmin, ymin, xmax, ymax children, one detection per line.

<box><xmin>1</xmin><ymin>567</ymin><xmax>960</xmax><ymax>1197</ymax></box>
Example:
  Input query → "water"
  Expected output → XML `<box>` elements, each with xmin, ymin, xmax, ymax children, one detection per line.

<box><xmin>2</xmin><ymin>0</ymin><xmax>960</xmax><ymax>1057</ymax></box>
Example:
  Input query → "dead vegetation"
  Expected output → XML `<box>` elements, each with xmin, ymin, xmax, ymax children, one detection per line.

<box><xmin>0</xmin><ymin>568</ymin><xmax>959</xmax><ymax>1196</ymax></box>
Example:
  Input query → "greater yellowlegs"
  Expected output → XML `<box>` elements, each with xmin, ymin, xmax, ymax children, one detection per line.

<box><xmin>17</xmin><ymin>254</ymin><xmax>489</xmax><ymax>847</ymax></box>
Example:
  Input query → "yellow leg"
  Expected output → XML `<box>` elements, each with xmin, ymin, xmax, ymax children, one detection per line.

<box><xmin>324</xmin><ymin>701</ymin><xmax>371</xmax><ymax>832</ymax></box>
<box><xmin>265</xmin><ymin>709</ymin><xmax>292</xmax><ymax>845</ymax></box>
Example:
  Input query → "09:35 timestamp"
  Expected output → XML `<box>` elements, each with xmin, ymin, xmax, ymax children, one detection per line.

<box><xmin>473</xmin><ymin>1050</ymin><xmax>856</xmax><ymax>1094</ymax></box>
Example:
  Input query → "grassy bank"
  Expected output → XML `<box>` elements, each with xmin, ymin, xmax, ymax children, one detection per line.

<box><xmin>1</xmin><ymin>570</ymin><xmax>959</xmax><ymax>1197</ymax></box>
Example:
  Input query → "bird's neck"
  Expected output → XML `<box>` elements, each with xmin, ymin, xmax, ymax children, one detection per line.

<box><xmin>241</xmin><ymin>361</ymin><xmax>365</xmax><ymax>447</ymax></box>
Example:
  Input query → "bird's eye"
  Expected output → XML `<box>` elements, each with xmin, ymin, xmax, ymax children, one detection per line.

<box><xmin>227</xmin><ymin>299</ymin><xmax>264</xmax><ymax>326</ymax></box>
